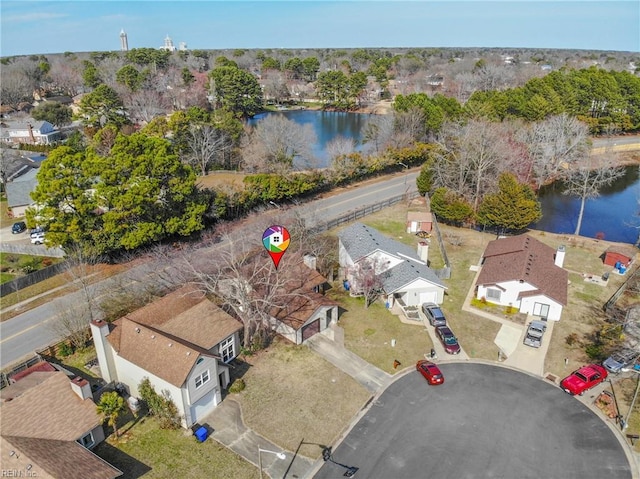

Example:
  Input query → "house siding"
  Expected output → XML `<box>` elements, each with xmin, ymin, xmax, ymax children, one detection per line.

<box><xmin>477</xmin><ymin>280</ymin><xmax>563</xmax><ymax>320</ymax></box>
<box><xmin>396</xmin><ymin>278</ymin><xmax>444</xmax><ymax>306</ymax></box>
<box><xmin>184</xmin><ymin>356</ymin><xmax>221</xmax><ymax>416</ymax></box>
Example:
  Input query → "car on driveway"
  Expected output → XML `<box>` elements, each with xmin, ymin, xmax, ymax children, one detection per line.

<box><xmin>422</xmin><ymin>302</ymin><xmax>446</xmax><ymax>327</ymax></box>
<box><xmin>11</xmin><ymin>221</ymin><xmax>26</xmax><ymax>234</ymax></box>
<box><xmin>560</xmin><ymin>364</ymin><xmax>607</xmax><ymax>396</ymax></box>
<box><xmin>416</xmin><ymin>360</ymin><xmax>444</xmax><ymax>385</ymax></box>
<box><xmin>435</xmin><ymin>325</ymin><xmax>461</xmax><ymax>355</ymax></box>
<box><xmin>30</xmin><ymin>232</ymin><xmax>45</xmax><ymax>245</ymax></box>
<box><xmin>603</xmin><ymin>349</ymin><xmax>640</xmax><ymax>374</ymax></box>
<box><xmin>523</xmin><ymin>320</ymin><xmax>547</xmax><ymax>348</ymax></box>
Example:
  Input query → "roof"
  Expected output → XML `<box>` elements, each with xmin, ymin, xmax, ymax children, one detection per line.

<box><xmin>4</xmin><ymin>120</ymin><xmax>51</xmax><ymax>131</ymax></box>
<box><xmin>406</xmin><ymin>211</ymin><xmax>433</xmax><ymax>223</ymax></box>
<box><xmin>271</xmin><ymin>291</ymin><xmax>337</xmax><ymax>330</ymax></box>
<box><xmin>107</xmin><ymin>317</ymin><xmax>216</xmax><ymax>388</ymax></box>
<box><xmin>125</xmin><ymin>284</ymin><xmax>242</xmax><ymax>350</ymax></box>
<box><xmin>0</xmin><ymin>150</ymin><xmax>41</xmax><ymax>182</ymax></box>
<box><xmin>604</xmin><ymin>245</ymin><xmax>638</xmax><ymax>261</ymax></box>
<box><xmin>0</xmin><ymin>372</ymin><xmax>101</xmax><ymax>441</ymax></box>
<box><xmin>338</xmin><ymin>222</ymin><xmax>445</xmax><ymax>290</ymax></box>
<box><xmin>476</xmin><ymin>235</ymin><xmax>568</xmax><ymax>306</ymax></box>
<box><xmin>2</xmin><ymin>436</ymin><xmax>122</xmax><ymax>479</ymax></box>
<box><xmin>9</xmin><ymin>360</ymin><xmax>56</xmax><ymax>382</ymax></box>
<box><xmin>5</xmin><ymin>168</ymin><xmax>38</xmax><ymax>208</ymax></box>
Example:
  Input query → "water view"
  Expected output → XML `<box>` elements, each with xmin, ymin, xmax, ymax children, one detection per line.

<box><xmin>250</xmin><ymin>110</ymin><xmax>640</xmax><ymax>246</ymax></box>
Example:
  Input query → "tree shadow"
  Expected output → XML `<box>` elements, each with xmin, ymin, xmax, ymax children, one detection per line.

<box><xmin>93</xmin><ymin>441</ymin><xmax>151</xmax><ymax>479</ymax></box>
<box><xmin>221</xmin><ymin>357</ymin><xmax>252</xmax><ymax>401</ymax></box>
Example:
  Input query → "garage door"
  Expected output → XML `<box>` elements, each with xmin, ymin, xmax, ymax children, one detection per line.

<box><xmin>419</xmin><ymin>291</ymin><xmax>437</xmax><ymax>304</ymax></box>
<box><xmin>302</xmin><ymin>319</ymin><xmax>320</xmax><ymax>342</ymax></box>
<box><xmin>191</xmin><ymin>389</ymin><xmax>217</xmax><ymax>423</ymax></box>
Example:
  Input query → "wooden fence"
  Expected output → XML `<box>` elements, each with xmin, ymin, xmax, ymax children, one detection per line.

<box><xmin>0</xmin><ymin>261</ymin><xmax>68</xmax><ymax>297</ymax></box>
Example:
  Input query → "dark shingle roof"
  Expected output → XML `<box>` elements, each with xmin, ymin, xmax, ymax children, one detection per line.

<box><xmin>5</xmin><ymin>168</ymin><xmax>38</xmax><ymax>208</ymax></box>
<box><xmin>338</xmin><ymin>222</ymin><xmax>445</xmax><ymax>291</ymax></box>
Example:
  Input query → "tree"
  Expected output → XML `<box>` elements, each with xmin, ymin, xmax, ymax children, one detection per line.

<box><xmin>116</xmin><ymin>65</ymin><xmax>146</xmax><ymax>91</ymax></box>
<box><xmin>96</xmin><ymin>391</ymin><xmax>125</xmax><ymax>437</ymax></box>
<box><xmin>302</xmin><ymin>56</ymin><xmax>320</xmax><ymax>81</ymax></box>
<box><xmin>242</xmin><ymin>114</ymin><xmax>317</xmax><ymax>173</ymax></box>
<box><xmin>561</xmin><ymin>155</ymin><xmax>626</xmax><ymax>235</ymax></box>
<box><xmin>79</xmin><ymin>84</ymin><xmax>128</xmax><ymax>128</ymax></box>
<box><xmin>138</xmin><ymin>378</ymin><xmax>181</xmax><ymax>429</ymax></box>
<box><xmin>315</xmin><ymin>70</ymin><xmax>350</xmax><ymax>108</ymax></box>
<box><xmin>416</xmin><ymin>162</ymin><xmax>434</xmax><ymax>196</ymax></box>
<box><xmin>209</xmin><ymin>65</ymin><xmax>262</xmax><ymax>118</ymax></box>
<box><xmin>430</xmin><ymin>187</ymin><xmax>474</xmax><ymax>225</ymax></box>
<box><xmin>82</xmin><ymin>61</ymin><xmax>102</xmax><ymax>88</ymax></box>
<box><xmin>477</xmin><ymin>173</ymin><xmax>542</xmax><ymax>232</ymax></box>
<box><xmin>31</xmin><ymin>101</ymin><xmax>72</xmax><ymax>127</ymax></box>
<box><xmin>184</xmin><ymin>124</ymin><xmax>231</xmax><ymax>176</ymax></box>
<box><xmin>346</xmin><ymin>256</ymin><xmax>389</xmax><ymax>308</ymax></box>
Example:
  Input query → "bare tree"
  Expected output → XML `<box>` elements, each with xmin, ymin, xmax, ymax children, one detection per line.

<box><xmin>184</xmin><ymin>124</ymin><xmax>231</xmax><ymax>176</ymax></box>
<box><xmin>47</xmin><ymin>57</ymin><xmax>84</xmax><ymax>96</ymax></box>
<box><xmin>346</xmin><ymin>256</ymin><xmax>389</xmax><ymax>308</ymax></box>
<box><xmin>519</xmin><ymin>113</ymin><xmax>590</xmax><ymax>190</ymax></box>
<box><xmin>126</xmin><ymin>89</ymin><xmax>171</xmax><ymax>124</ymax></box>
<box><xmin>49</xmin><ymin>301</ymin><xmax>92</xmax><ymax>350</ymax></box>
<box><xmin>242</xmin><ymin>114</ymin><xmax>317</xmax><ymax>173</ymax></box>
<box><xmin>0</xmin><ymin>66</ymin><xmax>36</xmax><ymax>108</ymax></box>
<box><xmin>561</xmin><ymin>155</ymin><xmax>626</xmax><ymax>236</ymax></box>
<box><xmin>326</xmin><ymin>136</ymin><xmax>356</xmax><ymax>162</ymax></box>
<box><xmin>362</xmin><ymin>114</ymin><xmax>396</xmax><ymax>155</ymax></box>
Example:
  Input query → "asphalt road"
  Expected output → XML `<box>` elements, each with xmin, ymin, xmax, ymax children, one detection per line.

<box><xmin>0</xmin><ymin>172</ymin><xmax>418</xmax><ymax>368</ymax></box>
<box><xmin>314</xmin><ymin>363</ymin><xmax>631</xmax><ymax>479</ymax></box>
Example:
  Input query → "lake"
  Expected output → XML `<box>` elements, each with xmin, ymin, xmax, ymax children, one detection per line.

<box><xmin>249</xmin><ymin>110</ymin><xmax>640</xmax><ymax>246</ymax></box>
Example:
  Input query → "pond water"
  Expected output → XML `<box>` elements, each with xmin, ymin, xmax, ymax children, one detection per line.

<box><xmin>249</xmin><ymin>110</ymin><xmax>640</xmax><ymax>245</ymax></box>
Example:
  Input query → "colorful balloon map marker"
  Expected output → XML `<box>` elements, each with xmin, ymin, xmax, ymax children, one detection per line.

<box><xmin>262</xmin><ymin>225</ymin><xmax>290</xmax><ymax>269</ymax></box>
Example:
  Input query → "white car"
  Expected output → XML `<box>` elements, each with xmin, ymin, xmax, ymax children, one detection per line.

<box><xmin>30</xmin><ymin>232</ymin><xmax>45</xmax><ymax>245</ymax></box>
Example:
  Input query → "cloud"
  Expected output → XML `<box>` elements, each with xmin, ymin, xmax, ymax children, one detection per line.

<box><xmin>4</xmin><ymin>12</ymin><xmax>68</xmax><ymax>23</ymax></box>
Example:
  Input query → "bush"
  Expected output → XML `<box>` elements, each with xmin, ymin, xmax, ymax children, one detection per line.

<box><xmin>228</xmin><ymin>379</ymin><xmax>246</xmax><ymax>394</ymax></box>
<box><xmin>138</xmin><ymin>377</ymin><xmax>181</xmax><ymax>429</ymax></box>
<box><xmin>58</xmin><ymin>342</ymin><xmax>73</xmax><ymax>357</ymax></box>
<box><xmin>565</xmin><ymin>332</ymin><xmax>580</xmax><ymax>346</ymax></box>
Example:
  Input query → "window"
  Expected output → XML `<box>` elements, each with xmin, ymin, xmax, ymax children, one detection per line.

<box><xmin>195</xmin><ymin>370</ymin><xmax>210</xmax><ymax>389</ymax></box>
<box><xmin>79</xmin><ymin>432</ymin><xmax>94</xmax><ymax>448</ymax></box>
<box><xmin>486</xmin><ymin>288</ymin><xmax>501</xmax><ymax>301</ymax></box>
<box><xmin>220</xmin><ymin>336</ymin><xmax>235</xmax><ymax>363</ymax></box>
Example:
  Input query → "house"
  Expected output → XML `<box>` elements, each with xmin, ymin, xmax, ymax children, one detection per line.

<box><xmin>90</xmin><ymin>284</ymin><xmax>243</xmax><ymax>428</ymax></box>
<box><xmin>269</xmin><ymin>256</ymin><xmax>339</xmax><ymax>344</ymax></box>
<box><xmin>0</xmin><ymin>119</ymin><xmax>61</xmax><ymax>145</ymax></box>
<box><xmin>475</xmin><ymin>234</ymin><xmax>568</xmax><ymax>321</ymax></box>
<box><xmin>0</xmin><ymin>365</ymin><xmax>122</xmax><ymax>478</ymax></box>
<box><xmin>406</xmin><ymin>211</ymin><xmax>433</xmax><ymax>234</ymax></box>
<box><xmin>603</xmin><ymin>245</ymin><xmax>637</xmax><ymax>269</ymax></box>
<box><xmin>5</xmin><ymin>168</ymin><xmax>39</xmax><ymax>218</ymax></box>
<box><xmin>338</xmin><ymin>222</ymin><xmax>447</xmax><ymax>307</ymax></box>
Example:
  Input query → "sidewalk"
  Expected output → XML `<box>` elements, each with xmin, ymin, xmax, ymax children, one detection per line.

<box><xmin>204</xmin><ymin>399</ymin><xmax>314</xmax><ymax>479</ymax></box>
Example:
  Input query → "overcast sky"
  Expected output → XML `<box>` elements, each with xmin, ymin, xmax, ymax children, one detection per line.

<box><xmin>1</xmin><ymin>1</ymin><xmax>638</xmax><ymax>57</ymax></box>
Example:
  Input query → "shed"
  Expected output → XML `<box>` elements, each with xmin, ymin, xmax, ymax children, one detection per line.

<box><xmin>603</xmin><ymin>245</ymin><xmax>638</xmax><ymax>268</ymax></box>
<box><xmin>406</xmin><ymin>211</ymin><xmax>433</xmax><ymax>233</ymax></box>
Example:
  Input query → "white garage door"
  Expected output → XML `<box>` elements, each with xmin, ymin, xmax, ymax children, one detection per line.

<box><xmin>191</xmin><ymin>389</ymin><xmax>217</xmax><ymax>423</ymax></box>
<box><xmin>419</xmin><ymin>291</ymin><xmax>437</xmax><ymax>304</ymax></box>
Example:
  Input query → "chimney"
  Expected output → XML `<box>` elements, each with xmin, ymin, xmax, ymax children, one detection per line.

<box><xmin>417</xmin><ymin>241</ymin><xmax>429</xmax><ymax>262</ymax></box>
<box><xmin>90</xmin><ymin>319</ymin><xmax>115</xmax><ymax>383</ymax></box>
<box><xmin>303</xmin><ymin>253</ymin><xmax>317</xmax><ymax>271</ymax></box>
<box><xmin>70</xmin><ymin>376</ymin><xmax>92</xmax><ymax>400</ymax></box>
<box><xmin>27</xmin><ymin>123</ymin><xmax>36</xmax><ymax>144</ymax></box>
<box><xmin>555</xmin><ymin>245</ymin><xmax>566</xmax><ymax>268</ymax></box>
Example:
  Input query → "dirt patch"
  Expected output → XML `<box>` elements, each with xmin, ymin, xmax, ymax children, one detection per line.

<box><xmin>196</xmin><ymin>171</ymin><xmax>247</xmax><ymax>190</ymax></box>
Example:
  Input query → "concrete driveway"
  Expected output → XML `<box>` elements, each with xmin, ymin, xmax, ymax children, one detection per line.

<box><xmin>314</xmin><ymin>363</ymin><xmax>632</xmax><ymax>479</ymax></box>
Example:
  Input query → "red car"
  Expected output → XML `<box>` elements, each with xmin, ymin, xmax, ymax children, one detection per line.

<box><xmin>416</xmin><ymin>360</ymin><xmax>444</xmax><ymax>385</ymax></box>
<box><xmin>560</xmin><ymin>364</ymin><xmax>608</xmax><ymax>396</ymax></box>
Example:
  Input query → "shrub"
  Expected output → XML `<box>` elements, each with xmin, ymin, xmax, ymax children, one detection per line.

<box><xmin>58</xmin><ymin>342</ymin><xmax>73</xmax><ymax>357</ymax></box>
<box><xmin>565</xmin><ymin>332</ymin><xmax>579</xmax><ymax>346</ymax></box>
<box><xmin>138</xmin><ymin>377</ymin><xmax>181</xmax><ymax>429</ymax></box>
<box><xmin>228</xmin><ymin>379</ymin><xmax>246</xmax><ymax>394</ymax></box>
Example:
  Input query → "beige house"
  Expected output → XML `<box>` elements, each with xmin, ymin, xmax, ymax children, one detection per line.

<box><xmin>91</xmin><ymin>284</ymin><xmax>243</xmax><ymax>428</ymax></box>
<box><xmin>0</xmin><ymin>368</ymin><xmax>122</xmax><ymax>478</ymax></box>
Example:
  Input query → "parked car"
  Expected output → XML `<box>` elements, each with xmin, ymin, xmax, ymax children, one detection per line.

<box><xmin>603</xmin><ymin>349</ymin><xmax>640</xmax><ymax>374</ymax></box>
<box><xmin>422</xmin><ymin>302</ymin><xmax>446</xmax><ymax>327</ymax></box>
<box><xmin>11</xmin><ymin>221</ymin><xmax>26</xmax><ymax>234</ymax></box>
<box><xmin>30</xmin><ymin>233</ymin><xmax>45</xmax><ymax>245</ymax></box>
<box><xmin>560</xmin><ymin>364</ymin><xmax>608</xmax><ymax>396</ymax></box>
<box><xmin>30</xmin><ymin>226</ymin><xmax>45</xmax><ymax>238</ymax></box>
<box><xmin>435</xmin><ymin>325</ymin><xmax>461</xmax><ymax>355</ymax></box>
<box><xmin>416</xmin><ymin>360</ymin><xmax>444</xmax><ymax>385</ymax></box>
<box><xmin>523</xmin><ymin>320</ymin><xmax>547</xmax><ymax>348</ymax></box>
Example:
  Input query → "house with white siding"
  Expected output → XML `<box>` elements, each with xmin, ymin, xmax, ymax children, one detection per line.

<box><xmin>90</xmin><ymin>284</ymin><xmax>242</xmax><ymax>428</ymax></box>
<box><xmin>0</xmin><ymin>120</ymin><xmax>61</xmax><ymax>145</ymax></box>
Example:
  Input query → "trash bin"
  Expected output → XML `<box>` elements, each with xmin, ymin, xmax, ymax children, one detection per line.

<box><xmin>194</xmin><ymin>426</ymin><xmax>208</xmax><ymax>442</ymax></box>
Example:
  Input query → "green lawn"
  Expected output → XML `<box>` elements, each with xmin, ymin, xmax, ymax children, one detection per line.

<box><xmin>94</xmin><ymin>416</ymin><xmax>258</xmax><ymax>479</ymax></box>
<box><xmin>0</xmin><ymin>252</ymin><xmax>62</xmax><ymax>284</ymax></box>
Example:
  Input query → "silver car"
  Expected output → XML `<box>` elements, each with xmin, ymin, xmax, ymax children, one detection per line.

<box><xmin>523</xmin><ymin>320</ymin><xmax>547</xmax><ymax>348</ymax></box>
<box><xmin>603</xmin><ymin>349</ymin><xmax>640</xmax><ymax>373</ymax></box>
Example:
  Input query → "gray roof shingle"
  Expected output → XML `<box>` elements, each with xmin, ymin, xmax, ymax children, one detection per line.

<box><xmin>338</xmin><ymin>222</ymin><xmax>445</xmax><ymax>291</ymax></box>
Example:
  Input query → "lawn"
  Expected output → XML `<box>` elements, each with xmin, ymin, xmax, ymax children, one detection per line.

<box><xmin>94</xmin><ymin>416</ymin><xmax>257</xmax><ymax>479</ymax></box>
<box><xmin>0</xmin><ymin>196</ymin><xmax>13</xmax><ymax>229</ymax></box>
<box><xmin>232</xmin><ymin>338</ymin><xmax>371</xmax><ymax>460</ymax></box>
<box><xmin>0</xmin><ymin>252</ymin><xmax>63</xmax><ymax>284</ymax></box>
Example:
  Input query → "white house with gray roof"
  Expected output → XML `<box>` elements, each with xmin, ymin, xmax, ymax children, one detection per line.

<box><xmin>338</xmin><ymin>222</ymin><xmax>446</xmax><ymax>307</ymax></box>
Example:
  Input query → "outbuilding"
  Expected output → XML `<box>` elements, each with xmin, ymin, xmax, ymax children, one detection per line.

<box><xmin>603</xmin><ymin>245</ymin><xmax>637</xmax><ymax>268</ymax></box>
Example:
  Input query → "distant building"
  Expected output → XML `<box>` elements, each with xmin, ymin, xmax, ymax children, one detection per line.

<box><xmin>179</xmin><ymin>42</ymin><xmax>188</xmax><ymax>51</ymax></box>
<box><xmin>120</xmin><ymin>29</ymin><xmax>128</xmax><ymax>51</ymax></box>
<box><xmin>160</xmin><ymin>34</ymin><xmax>177</xmax><ymax>52</ymax></box>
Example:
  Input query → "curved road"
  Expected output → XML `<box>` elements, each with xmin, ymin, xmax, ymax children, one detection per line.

<box><xmin>0</xmin><ymin>172</ymin><xmax>419</xmax><ymax>368</ymax></box>
<box><xmin>314</xmin><ymin>363</ymin><xmax>632</xmax><ymax>479</ymax></box>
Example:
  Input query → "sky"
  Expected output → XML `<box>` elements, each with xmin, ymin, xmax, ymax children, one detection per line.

<box><xmin>1</xmin><ymin>1</ymin><xmax>638</xmax><ymax>57</ymax></box>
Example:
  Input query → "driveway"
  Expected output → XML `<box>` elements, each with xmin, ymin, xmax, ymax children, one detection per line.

<box><xmin>314</xmin><ymin>363</ymin><xmax>632</xmax><ymax>479</ymax></box>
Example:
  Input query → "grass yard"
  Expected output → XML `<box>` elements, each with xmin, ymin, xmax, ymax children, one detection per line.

<box><xmin>0</xmin><ymin>196</ymin><xmax>13</xmax><ymax>228</ymax></box>
<box><xmin>196</xmin><ymin>171</ymin><xmax>247</xmax><ymax>190</ymax></box>
<box><xmin>94</xmin><ymin>416</ymin><xmax>257</xmax><ymax>479</ymax></box>
<box><xmin>0</xmin><ymin>252</ymin><xmax>63</xmax><ymax>284</ymax></box>
<box><xmin>328</xmin><ymin>286</ymin><xmax>434</xmax><ymax>373</ymax></box>
<box><xmin>232</xmin><ymin>338</ymin><xmax>371</xmax><ymax>460</ymax></box>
